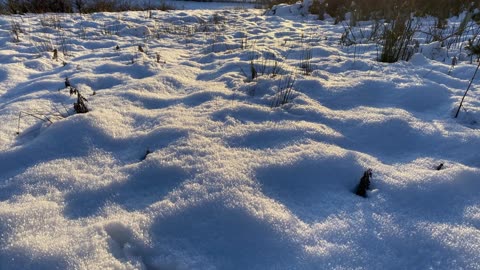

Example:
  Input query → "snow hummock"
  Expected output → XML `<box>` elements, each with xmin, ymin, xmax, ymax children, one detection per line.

<box><xmin>0</xmin><ymin>6</ymin><xmax>480</xmax><ymax>270</ymax></box>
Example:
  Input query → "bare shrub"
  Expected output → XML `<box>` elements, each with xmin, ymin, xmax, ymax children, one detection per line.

<box><xmin>379</xmin><ymin>14</ymin><xmax>418</xmax><ymax>63</ymax></box>
<box><xmin>74</xmin><ymin>0</ymin><xmax>85</xmax><ymax>13</ymax></box>
<box><xmin>10</xmin><ymin>20</ymin><xmax>23</xmax><ymax>43</ymax></box>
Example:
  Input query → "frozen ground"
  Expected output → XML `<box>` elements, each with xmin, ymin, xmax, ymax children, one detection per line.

<box><xmin>0</xmin><ymin>6</ymin><xmax>479</xmax><ymax>270</ymax></box>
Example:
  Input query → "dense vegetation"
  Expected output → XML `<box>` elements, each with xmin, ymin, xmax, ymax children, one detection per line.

<box><xmin>1</xmin><ymin>0</ymin><xmax>478</xmax><ymax>15</ymax></box>
<box><xmin>310</xmin><ymin>0</ymin><xmax>479</xmax><ymax>21</ymax></box>
<box><xmin>0</xmin><ymin>0</ymin><xmax>163</xmax><ymax>13</ymax></box>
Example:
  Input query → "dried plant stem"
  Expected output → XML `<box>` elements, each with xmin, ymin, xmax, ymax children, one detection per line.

<box><xmin>455</xmin><ymin>60</ymin><xmax>480</xmax><ymax>118</ymax></box>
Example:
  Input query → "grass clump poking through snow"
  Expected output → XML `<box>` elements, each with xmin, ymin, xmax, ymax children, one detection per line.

<box><xmin>272</xmin><ymin>74</ymin><xmax>296</xmax><ymax>107</ymax></box>
<box><xmin>300</xmin><ymin>46</ymin><xmax>313</xmax><ymax>75</ymax></box>
<box><xmin>379</xmin><ymin>14</ymin><xmax>418</xmax><ymax>63</ymax></box>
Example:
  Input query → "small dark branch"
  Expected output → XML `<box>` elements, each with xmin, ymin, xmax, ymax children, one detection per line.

<box><xmin>250</xmin><ymin>60</ymin><xmax>257</xmax><ymax>80</ymax></box>
<box><xmin>239</xmin><ymin>66</ymin><xmax>249</xmax><ymax>80</ymax></box>
<box><xmin>455</xmin><ymin>60</ymin><xmax>480</xmax><ymax>118</ymax></box>
<box><xmin>436</xmin><ymin>163</ymin><xmax>444</xmax><ymax>170</ymax></box>
<box><xmin>10</xmin><ymin>20</ymin><xmax>23</xmax><ymax>43</ymax></box>
<box><xmin>65</xmin><ymin>77</ymin><xmax>71</xmax><ymax>88</ymax></box>
<box><xmin>21</xmin><ymin>111</ymin><xmax>54</xmax><ymax>124</ymax></box>
<box><xmin>52</xmin><ymin>104</ymin><xmax>65</xmax><ymax>118</ymax></box>
<box><xmin>61</xmin><ymin>103</ymin><xmax>69</xmax><ymax>115</ymax></box>
<box><xmin>448</xmin><ymin>56</ymin><xmax>457</xmax><ymax>75</ymax></box>
<box><xmin>17</xmin><ymin>112</ymin><xmax>22</xmax><ymax>135</ymax></box>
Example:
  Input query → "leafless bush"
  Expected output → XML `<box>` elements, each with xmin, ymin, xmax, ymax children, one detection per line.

<box><xmin>379</xmin><ymin>14</ymin><xmax>419</xmax><ymax>63</ymax></box>
<box><xmin>40</xmin><ymin>15</ymin><xmax>62</xmax><ymax>29</ymax></box>
<box><xmin>240</xmin><ymin>50</ymin><xmax>287</xmax><ymax>82</ymax></box>
<box><xmin>10</xmin><ymin>20</ymin><xmax>23</xmax><ymax>43</ymax></box>
<box><xmin>29</xmin><ymin>33</ymin><xmax>54</xmax><ymax>55</ymax></box>
<box><xmin>309</xmin><ymin>0</ymin><xmax>325</xmax><ymax>20</ymax></box>
<box><xmin>74</xmin><ymin>0</ymin><xmax>85</xmax><ymax>13</ymax></box>
<box><xmin>340</xmin><ymin>20</ymin><xmax>382</xmax><ymax>46</ymax></box>
<box><xmin>53</xmin><ymin>29</ymin><xmax>70</xmax><ymax>58</ymax></box>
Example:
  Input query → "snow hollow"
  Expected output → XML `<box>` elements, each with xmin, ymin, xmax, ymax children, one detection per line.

<box><xmin>0</xmin><ymin>2</ymin><xmax>479</xmax><ymax>270</ymax></box>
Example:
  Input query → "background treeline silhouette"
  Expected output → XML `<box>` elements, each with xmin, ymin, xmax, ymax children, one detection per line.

<box><xmin>0</xmin><ymin>0</ymin><xmax>162</xmax><ymax>13</ymax></box>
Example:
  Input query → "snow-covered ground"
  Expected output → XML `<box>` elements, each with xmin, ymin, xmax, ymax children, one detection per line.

<box><xmin>0</xmin><ymin>6</ymin><xmax>479</xmax><ymax>270</ymax></box>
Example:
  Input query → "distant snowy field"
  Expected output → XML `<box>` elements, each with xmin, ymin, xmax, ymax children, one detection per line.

<box><xmin>0</xmin><ymin>4</ymin><xmax>479</xmax><ymax>270</ymax></box>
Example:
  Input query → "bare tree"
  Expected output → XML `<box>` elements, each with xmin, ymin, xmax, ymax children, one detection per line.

<box><xmin>74</xmin><ymin>0</ymin><xmax>84</xmax><ymax>13</ymax></box>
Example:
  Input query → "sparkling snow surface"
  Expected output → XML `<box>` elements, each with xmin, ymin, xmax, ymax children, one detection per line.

<box><xmin>0</xmin><ymin>7</ymin><xmax>479</xmax><ymax>270</ymax></box>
